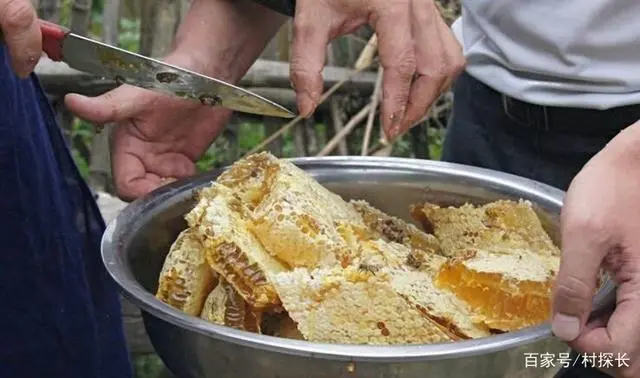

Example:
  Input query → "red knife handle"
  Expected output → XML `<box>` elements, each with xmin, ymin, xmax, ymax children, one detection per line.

<box><xmin>0</xmin><ymin>19</ymin><xmax>68</xmax><ymax>61</ymax></box>
<box><xmin>39</xmin><ymin>20</ymin><xmax>69</xmax><ymax>62</ymax></box>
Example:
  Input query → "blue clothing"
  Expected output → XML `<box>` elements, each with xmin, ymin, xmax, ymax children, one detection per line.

<box><xmin>0</xmin><ymin>45</ymin><xmax>132</xmax><ymax>377</ymax></box>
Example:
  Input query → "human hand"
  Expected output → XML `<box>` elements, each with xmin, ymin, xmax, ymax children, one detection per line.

<box><xmin>65</xmin><ymin>85</ymin><xmax>231</xmax><ymax>201</ymax></box>
<box><xmin>552</xmin><ymin>121</ymin><xmax>640</xmax><ymax>378</ymax></box>
<box><xmin>289</xmin><ymin>0</ymin><xmax>465</xmax><ymax>140</ymax></box>
<box><xmin>0</xmin><ymin>0</ymin><xmax>42</xmax><ymax>77</ymax></box>
<box><xmin>64</xmin><ymin>0</ymin><xmax>286</xmax><ymax>201</ymax></box>
<box><xmin>65</xmin><ymin>83</ymin><xmax>231</xmax><ymax>201</ymax></box>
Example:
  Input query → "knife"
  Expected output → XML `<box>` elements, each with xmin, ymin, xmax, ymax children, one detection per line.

<box><xmin>1</xmin><ymin>19</ymin><xmax>296</xmax><ymax>118</ymax></box>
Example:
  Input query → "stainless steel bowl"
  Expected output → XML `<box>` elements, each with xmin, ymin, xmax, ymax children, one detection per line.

<box><xmin>102</xmin><ymin>157</ymin><xmax>615</xmax><ymax>378</ymax></box>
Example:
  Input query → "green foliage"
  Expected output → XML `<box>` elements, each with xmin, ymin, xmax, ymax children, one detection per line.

<box><xmin>91</xmin><ymin>0</ymin><xmax>104</xmax><ymax>16</ymax></box>
<box><xmin>89</xmin><ymin>13</ymin><xmax>141</xmax><ymax>51</ymax></box>
<box><xmin>391</xmin><ymin>135</ymin><xmax>413</xmax><ymax>156</ymax></box>
<box><xmin>119</xmin><ymin>18</ymin><xmax>142</xmax><ymax>52</ymax></box>
<box><xmin>133</xmin><ymin>354</ymin><xmax>166</xmax><ymax>378</ymax></box>
<box><xmin>428</xmin><ymin>126</ymin><xmax>446</xmax><ymax>160</ymax></box>
<box><xmin>70</xmin><ymin>118</ymin><xmax>94</xmax><ymax>179</ymax></box>
<box><xmin>192</xmin><ymin>121</ymin><xmax>445</xmax><ymax>173</ymax></box>
<box><xmin>71</xmin><ymin>148</ymin><xmax>90</xmax><ymax>178</ymax></box>
<box><xmin>58</xmin><ymin>0</ymin><xmax>73</xmax><ymax>27</ymax></box>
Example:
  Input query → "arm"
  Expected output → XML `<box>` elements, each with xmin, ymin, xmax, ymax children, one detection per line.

<box><xmin>552</xmin><ymin>119</ymin><xmax>640</xmax><ymax>377</ymax></box>
<box><xmin>165</xmin><ymin>0</ymin><xmax>288</xmax><ymax>84</ymax></box>
<box><xmin>63</xmin><ymin>0</ymin><xmax>288</xmax><ymax>200</ymax></box>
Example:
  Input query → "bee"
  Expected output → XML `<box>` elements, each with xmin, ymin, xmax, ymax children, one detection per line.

<box><xmin>405</xmin><ymin>252</ymin><xmax>423</xmax><ymax>269</ymax></box>
<box><xmin>358</xmin><ymin>263</ymin><xmax>379</xmax><ymax>274</ymax></box>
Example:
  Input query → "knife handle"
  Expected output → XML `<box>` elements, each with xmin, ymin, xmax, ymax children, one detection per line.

<box><xmin>0</xmin><ymin>19</ymin><xmax>67</xmax><ymax>62</ymax></box>
<box><xmin>39</xmin><ymin>20</ymin><xmax>68</xmax><ymax>62</ymax></box>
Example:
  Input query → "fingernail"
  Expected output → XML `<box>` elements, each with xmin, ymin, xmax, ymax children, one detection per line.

<box><xmin>552</xmin><ymin>314</ymin><xmax>581</xmax><ymax>341</ymax></box>
<box><xmin>296</xmin><ymin>93</ymin><xmax>315</xmax><ymax>118</ymax></box>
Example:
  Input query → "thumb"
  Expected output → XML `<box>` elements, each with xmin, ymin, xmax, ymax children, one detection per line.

<box><xmin>65</xmin><ymin>85</ymin><xmax>148</xmax><ymax>124</ymax></box>
<box><xmin>290</xmin><ymin>8</ymin><xmax>331</xmax><ymax>118</ymax></box>
<box><xmin>552</xmin><ymin>208</ymin><xmax>608</xmax><ymax>342</ymax></box>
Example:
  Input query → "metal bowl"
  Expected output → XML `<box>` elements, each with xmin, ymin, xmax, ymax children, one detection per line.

<box><xmin>102</xmin><ymin>157</ymin><xmax>615</xmax><ymax>378</ymax></box>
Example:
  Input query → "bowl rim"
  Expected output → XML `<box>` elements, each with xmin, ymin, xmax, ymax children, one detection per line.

<box><xmin>101</xmin><ymin>156</ymin><xmax>616</xmax><ymax>362</ymax></box>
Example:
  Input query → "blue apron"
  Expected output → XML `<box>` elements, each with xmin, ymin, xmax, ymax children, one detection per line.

<box><xmin>0</xmin><ymin>45</ymin><xmax>132</xmax><ymax>378</ymax></box>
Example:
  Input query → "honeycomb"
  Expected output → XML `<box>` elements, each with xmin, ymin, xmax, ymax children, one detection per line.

<box><xmin>220</xmin><ymin>279</ymin><xmax>262</xmax><ymax>333</ymax></box>
<box><xmin>411</xmin><ymin>200</ymin><xmax>560</xmax><ymax>258</ymax></box>
<box><xmin>351</xmin><ymin>200</ymin><xmax>442</xmax><ymax>255</ymax></box>
<box><xmin>157</xmin><ymin>153</ymin><xmax>564</xmax><ymax>345</ymax></box>
<box><xmin>206</xmin><ymin>240</ymin><xmax>282</xmax><ymax>311</ymax></box>
<box><xmin>216</xmin><ymin>152</ymin><xmax>280</xmax><ymax>210</ymax></box>
<box><xmin>435</xmin><ymin>250</ymin><xmax>555</xmax><ymax>332</ymax></box>
<box><xmin>248</xmin><ymin>159</ymin><xmax>365</xmax><ymax>269</ymax></box>
<box><xmin>184</xmin><ymin>183</ymin><xmax>286</xmax><ymax>312</ymax></box>
<box><xmin>200</xmin><ymin>278</ymin><xmax>262</xmax><ymax>333</ymax></box>
<box><xmin>155</xmin><ymin>229</ymin><xmax>217</xmax><ymax>316</ymax></box>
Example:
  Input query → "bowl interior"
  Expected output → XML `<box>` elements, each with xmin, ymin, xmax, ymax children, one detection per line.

<box><xmin>102</xmin><ymin>157</ymin><xmax>615</xmax><ymax>360</ymax></box>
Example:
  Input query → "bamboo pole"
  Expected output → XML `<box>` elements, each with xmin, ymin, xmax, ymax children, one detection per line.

<box><xmin>354</xmin><ymin>34</ymin><xmax>378</xmax><ymax>71</ymax></box>
<box><xmin>317</xmin><ymin>103</ymin><xmax>373</xmax><ymax>157</ymax></box>
<box><xmin>361</xmin><ymin>67</ymin><xmax>383</xmax><ymax>155</ymax></box>
<box><xmin>243</xmin><ymin>58</ymin><xmax>378</xmax><ymax>157</ymax></box>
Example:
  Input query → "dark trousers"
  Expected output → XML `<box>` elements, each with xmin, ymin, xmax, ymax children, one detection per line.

<box><xmin>442</xmin><ymin>71</ymin><xmax>640</xmax><ymax>191</ymax></box>
<box><xmin>441</xmin><ymin>71</ymin><xmax>640</xmax><ymax>378</ymax></box>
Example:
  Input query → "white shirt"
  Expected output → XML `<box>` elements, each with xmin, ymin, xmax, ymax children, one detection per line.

<box><xmin>452</xmin><ymin>0</ymin><xmax>640</xmax><ymax>109</ymax></box>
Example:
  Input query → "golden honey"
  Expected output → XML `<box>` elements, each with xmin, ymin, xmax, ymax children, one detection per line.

<box><xmin>435</xmin><ymin>261</ymin><xmax>552</xmax><ymax>331</ymax></box>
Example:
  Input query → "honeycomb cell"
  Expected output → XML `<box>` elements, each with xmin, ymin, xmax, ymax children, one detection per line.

<box><xmin>435</xmin><ymin>256</ymin><xmax>553</xmax><ymax>331</ymax></box>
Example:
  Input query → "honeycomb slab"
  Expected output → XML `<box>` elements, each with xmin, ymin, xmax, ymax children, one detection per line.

<box><xmin>155</xmin><ymin>152</ymin><xmax>563</xmax><ymax>345</ymax></box>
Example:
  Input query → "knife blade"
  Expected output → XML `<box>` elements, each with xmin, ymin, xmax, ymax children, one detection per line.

<box><xmin>2</xmin><ymin>20</ymin><xmax>296</xmax><ymax>118</ymax></box>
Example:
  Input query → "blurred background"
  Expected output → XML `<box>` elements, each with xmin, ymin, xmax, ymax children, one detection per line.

<box><xmin>32</xmin><ymin>0</ymin><xmax>461</xmax><ymax>376</ymax></box>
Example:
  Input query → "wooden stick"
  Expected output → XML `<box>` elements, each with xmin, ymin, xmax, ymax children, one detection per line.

<box><xmin>326</xmin><ymin>43</ymin><xmax>348</xmax><ymax>155</ymax></box>
<box><xmin>361</xmin><ymin>67</ymin><xmax>383</xmax><ymax>156</ymax></box>
<box><xmin>330</xmin><ymin>97</ymin><xmax>348</xmax><ymax>155</ymax></box>
<box><xmin>365</xmin><ymin>93</ymin><xmax>453</xmax><ymax>155</ymax></box>
<box><xmin>354</xmin><ymin>34</ymin><xmax>378</xmax><ymax>71</ymax></box>
<box><xmin>317</xmin><ymin>103</ymin><xmax>373</xmax><ymax>157</ymax></box>
<box><xmin>373</xmin><ymin>144</ymin><xmax>394</xmax><ymax>157</ymax></box>
<box><xmin>243</xmin><ymin>58</ymin><xmax>379</xmax><ymax>157</ymax></box>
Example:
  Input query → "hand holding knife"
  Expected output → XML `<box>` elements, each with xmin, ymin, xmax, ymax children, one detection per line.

<box><xmin>1</xmin><ymin>19</ymin><xmax>296</xmax><ymax>119</ymax></box>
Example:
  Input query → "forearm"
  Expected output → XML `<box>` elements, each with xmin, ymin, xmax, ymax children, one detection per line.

<box><xmin>165</xmin><ymin>0</ymin><xmax>288</xmax><ymax>83</ymax></box>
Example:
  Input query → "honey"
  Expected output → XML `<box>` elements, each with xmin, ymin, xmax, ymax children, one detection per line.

<box><xmin>221</xmin><ymin>280</ymin><xmax>261</xmax><ymax>333</ymax></box>
<box><xmin>207</xmin><ymin>241</ymin><xmax>281</xmax><ymax>310</ymax></box>
<box><xmin>156</xmin><ymin>268</ymin><xmax>189</xmax><ymax>308</ymax></box>
<box><xmin>216</xmin><ymin>152</ymin><xmax>280</xmax><ymax>210</ymax></box>
<box><xmin>435</xmin><ymin>261</ymin><xmax>552</xmax><ymax>331</ymax></box>
<box><xmin>295</xmin><ymin>214</ymin><xmax>321</xmax><ymax>236</ymax></box>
